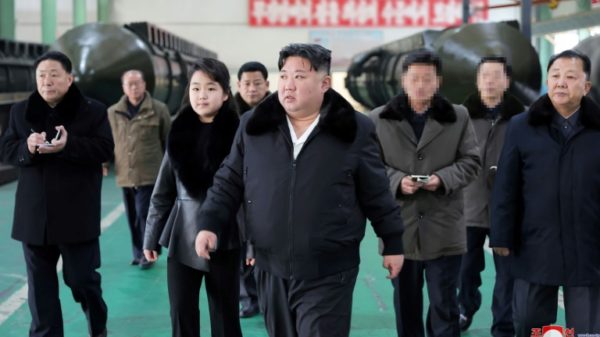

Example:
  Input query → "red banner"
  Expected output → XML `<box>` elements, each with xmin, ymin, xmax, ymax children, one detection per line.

<box><xmin>249</xmin><ymin>0</ymin><xmax>489</xmax><ymax>27</ymax></box>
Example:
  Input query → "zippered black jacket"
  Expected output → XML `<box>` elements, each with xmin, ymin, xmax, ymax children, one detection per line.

<box><xmin>198</xmin><ymin>89</ymin><xmax>404</xmax><ymax>280</ymax></box>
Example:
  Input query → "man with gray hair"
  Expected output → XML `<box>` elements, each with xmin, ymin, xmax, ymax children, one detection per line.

<box><xmin>107</xmin><ymin>69</ymin><xmax>171</xmax><ymax>269</ymax></box>
<box><xmin>194</xmin><ymin>43</ymin><xmax>405</xmax><ymax>337</ymax></box>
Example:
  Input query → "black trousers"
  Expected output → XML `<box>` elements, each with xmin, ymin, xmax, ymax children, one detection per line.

<box><xmin>23</xmin><ymin>239</ymin><xmax>107</xmax><ymax>337</ymax></box>
<box><xmin>166</xmin><ymin>249</ymin><xmax>242</xmax><ymax>337</ymax></box>
<box><xmin>257</xmin><ymin>267</ymin><xmax>358</xmax><ymax>337</ymax></box>
<box><xmin>122</xmin><ymin>185</ymin><xmax>153</xmax><ymax>261</ymax></box>
<box><xmin>513</xmin><ymin>279</ymin><xmax>600</xmax><ymax>337</ymax></box>
<box><xmin>458</xmin><ymin>227</ymin><xmax>514</xmax><ymax>337</ymax></box>
<box><xmin>392</xmin><ymin>255</ymin><xmax>462</xmax><ymax>337</ymax></box>
<box><xmin>239</xmin><ymin>242</ymin><xmax>259</xmax><ymax>312</ymax></box>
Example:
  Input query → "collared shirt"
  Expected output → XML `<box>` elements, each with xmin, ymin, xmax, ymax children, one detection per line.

<box><xmin>552</xmin><ymin>108</ymin><xmax>581</xmax><ymax>141</ymax></box>
<box><xmin>286</xmin><ymin>114</ymin><xmax>320</xmax><ymax>159</ymax></box>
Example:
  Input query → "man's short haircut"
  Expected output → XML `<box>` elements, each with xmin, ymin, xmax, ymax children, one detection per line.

<box><xmin>237</xmin><ymin>61</ymin><xmax>268</xmax><ymax>81</ymax></box>
<box><xmin>278</xmin><ymin>43</ymin><xmax>331</xmax><ymax>75</ymax></box>
<box><xmin>547</xmin><ymin>49</ymin><xmax>591</xmax><ymax>80</ymax></box>
<box><xmin>34</xmin><ymin>51</ymin><xmax>72</xmax><ymax>73</ymax></box>
<box><xmin>121</xmin><ymin>69</ymin><xmax>145</xmax><ymax>83</ymax></box>
<box><xmin>401</xmin><ymin>49</ymin><xmax>442</xmax><ymax>76</ymax></box>
<box><xmin>477</xmin><ymin>56</ymin><xmax>512</xmax><ymax>77</ymax></box>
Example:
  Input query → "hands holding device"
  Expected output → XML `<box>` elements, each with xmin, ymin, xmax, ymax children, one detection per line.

<box><xmin>410</xmin><ymin>175</ymin><xmax>430</xmax><ymax>184</ymax></box>
<box><xmin>400</xmin><ymin>174</ymin><xmax>442</xmax><ymax>194</ymax></box>
<box><xmin>28</xmin><ymin>126</ymin><xmax>68</xmax><ymax>154</ymax></box>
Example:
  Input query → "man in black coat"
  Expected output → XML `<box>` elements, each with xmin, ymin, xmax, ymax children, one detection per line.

<box><xmin>458</xmin><ymin>56</ymin><xmax>524</xmax><ymax>336</ymax></box>
<box><xmin>234</xmin><ymin>60</ymin><xmax>270</xmax><ymax>318</ymax></box>
<box><xmin>0</xmin><ymin>51</ymin><xmax>113</xmax><ymax>337</ymax></box>
<box><xmin>490</xmin><ymin>50</ymin><xmax>600</xmax><ymax>336</ymax></box>
<box><xmin>195</xmin><ymin>43</ymin><xmax>405</xmax><ymax>337</ymax></box>
<box><xmin>235</xmin><ymin>61</ymin><xmax>270</xmax><ymax>115</ymax></box>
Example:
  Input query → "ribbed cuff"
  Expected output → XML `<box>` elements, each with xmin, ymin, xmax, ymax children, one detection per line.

<box><xmin>381</xmin><ymin>234</ymin><xmax>404</xmax><ymax>255</ymax></box>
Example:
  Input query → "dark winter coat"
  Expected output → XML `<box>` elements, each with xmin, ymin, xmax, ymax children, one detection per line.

<box><xmin>143</xmin><ymin>103</ymin><xmax>240</xmax><ymax>271</ymax></box>
<box><xmin>462</xmin><ymin>93</ymin><xmax>524</xmax><ymax>228</ymax></box>
<box><xmin>0</xmin><ymin>85</ymin><xmax>114</xmax><ymax>245</ymax></box>
<box><xmin>370</xmin><ymin>93</ymin><xmax>481</xmax><ymax>261</ymax></box>
<box><xmin>490</xmin><ymin>94</ymin><xmax>600</xmax><ymax>286</ymax></box>
<box><xmin>198</xmin><ymin>89</ymin><xmax>405</xmax><ymax>280</ymax></box>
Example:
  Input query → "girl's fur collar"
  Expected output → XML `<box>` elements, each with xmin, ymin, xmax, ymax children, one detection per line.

<box><xmin>168</xmin><ymin>102</ymin><xmax>239</xmax><ymax>196</ymax></box>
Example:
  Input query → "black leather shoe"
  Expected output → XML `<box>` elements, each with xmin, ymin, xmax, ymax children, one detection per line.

<box><xmin>92</xmin><ymin>329</ymin><xmax>107</xmax><ymax>337</ymax></box>
<box><xmin>130</xmin><ymin>259</ymin><xmax>140</xmax><ymax>266</ymax></box>
<box><xmin>459</xmin><ymin>313</ymin><xmax>472</xmax><ymax>331</ymax></box>
<box><xmin>139</xmin><ymin>258</ymin><xmax>154</xmax><ymax>270</ymax></box>
<box><xmin>239</xmin><ymin>304</ymin><xmax>260</xmax><ymax>318</ymax></box>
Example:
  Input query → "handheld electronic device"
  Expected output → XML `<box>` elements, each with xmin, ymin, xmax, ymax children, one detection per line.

<box><xmin>410</xmin><ymin>175</ymin><xmax>430</xmax><ymax>184</ymax></box>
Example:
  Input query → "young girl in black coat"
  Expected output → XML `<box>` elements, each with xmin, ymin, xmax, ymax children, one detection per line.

<box><xmin>143</xmin><ymin>58</ymin><xmax>242</xmax><ymax>337</ymax></box>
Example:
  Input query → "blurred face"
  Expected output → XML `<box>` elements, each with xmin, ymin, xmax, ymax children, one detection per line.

<box><xmin>401</xmin><ymin>64</ymin><xmax>440</xmax><ymax>108</ymax></box>
<box><xmin>278</xmin><ymin>56</ymin><xmax>331</xmax><ymax>118</ymax></box>
<box><xmin>36</xmin><ymin>59</ymin><xmax>73</xmax><ymax>107</ymax></box>
<box><xmin>237</xmin><ymin>71</ymin><xmax>269</xmax><ymax>107</ymax></box>
<box><xmin>547</xmin><ymin>57</ymin><xmax>591</xmax><ymax>114</ymax></box>
<box><xmin>189</xmin><ymin>70</ymin><xmax>228</xmax><ymax>123</ymax></box>
<box><xmin>477</xmin><ymin>62</ymin><xmax>509</xmax><ymax>103</ymax></box>
<box><xmin>122</xmin><ymin>71</ymin><xmax>146</xmax><ymax>104</ymax></box>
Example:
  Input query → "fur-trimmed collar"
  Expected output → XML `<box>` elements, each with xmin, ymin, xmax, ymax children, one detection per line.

<box><xmin>168</xmin><ymin>102</ymin><xmax>239</xmax><ymax>197</ymax></box>
<box><xmin>246</xmin><ymin>89</ymin><xmax>357</xmax><ymax>143</ymax></box>
<box><xmin>234</xmin><ymin>91</ymin><xmax>270</xmax><ymax>115</ymax></box>
<box><xmin>463</xmin><ymin>92</ymin><xmax>524</xmax><ymax>121</ymax></box>
<box><xmin>528</xmin><ymin>94</ymin><xmax>600</xmax><ymax>129</ymax></box>
<box><xmin>25</xmin><ymin>84</ymin><xmax>84</xmax><ymax>130</ymax></box>
<box><xmin>379</xmin><ymin>93</ymin><xmax>457</xmax><ymax>123</ymax></box>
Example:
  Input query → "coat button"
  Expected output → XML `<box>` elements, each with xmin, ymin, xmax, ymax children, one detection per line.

<box><xmin>418</xmin><ymin>213</ymin><xmax>424</xmax><ymax>220</ymax></box>
<box><xmin>417</xmin><ymin>153</ymin><xmax>424</xmax><ymax>160</ymax></box>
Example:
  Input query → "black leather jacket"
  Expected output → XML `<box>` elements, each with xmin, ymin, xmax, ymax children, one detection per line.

<box><xmin>143</xmin><ymin>104</ymin><xmax>239</xmax><ymax>271</ymax></box>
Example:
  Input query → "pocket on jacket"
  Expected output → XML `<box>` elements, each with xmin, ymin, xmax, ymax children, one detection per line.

<box><xmin>335</xmin><ymin>170</ymin><xmax>357</xmax><ymax>209</ymax></box>
<box><xmin>137</xmin><ymin>119</ymin><xmax>160</xmax><ymax>137</ymax></box>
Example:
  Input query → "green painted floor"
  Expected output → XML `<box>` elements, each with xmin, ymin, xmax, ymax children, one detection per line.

<box><xmin>0</xmin><ymin>174</ymin><xmax>565</xmax><ymax>336</ymax></box>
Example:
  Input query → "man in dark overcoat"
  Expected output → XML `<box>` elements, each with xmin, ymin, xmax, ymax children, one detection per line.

<box><xmin>234</xmin><ymin>60</ymin><xmax>270</xmax><ymax>318</ymax></box>
<box><xmin>0</xmin><ymin>51</ymin><xmax>113</xmax><ymax>337</ymax></box>
<box><xmin>490</xmin><ymin>49</ymin><xmax>600</xmax><ymax>336</ymax></box>
<box><xmin>194</xmin><ymin>43</ymin><xmax>405</xmax><ymax>337</ymax></box>
<box><xmin>458</xmin><ymin>56</ymin><xmax>524</xmax><ymax>336</ymax></box>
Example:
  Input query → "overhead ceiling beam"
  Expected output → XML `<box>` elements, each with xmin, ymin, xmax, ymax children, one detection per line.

<box><xmin>532</xmin><ymin>8</ymin><xmax>600</xmax><ymax>35</ymax></box>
